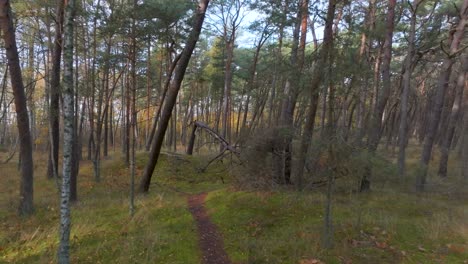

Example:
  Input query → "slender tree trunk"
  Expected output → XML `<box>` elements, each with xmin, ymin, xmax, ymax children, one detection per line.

<box><xmin>70</xmin><ymin>31</ymin><xmax>80</xmax><ymax>203</ymax></box>
<box><xmin>222</xmin><ymin>39</ymin><xmax>234</xmax><ymax>142</ymax></box>
<box><xmin>438</xmin><ymin>57</ymin><xmax>467</xmax><ymax>177</ymax></box>
<box><xmin>361</xmin><ymin>0</ymin><xmax>396</xmax><ymax>192</ymax></box>
<box><xmin>355</xmin><ymin>0</ymin><xmax>375</xmax><ymax>144</ymax></box>
<box><xmin>397</xmin><ymin>0</ymin><xmax>419</xmax><ymax>177</ymax></box>
<box><xmin>130</xmin><ymin>0</ymin><xmax>137</xmax><ymax>215</ymax></box>
<box><xmin>88</xmin><ymin>0</ymin><xmax>100</xmax><ymax>161</ymax></box>
<box><xmin>461</xmin><ymin>57</ymin><xmax>468</xmax><ymax>181</ymax></box>
<box><xmin>146</xmin><ymin>39</ymin><xmax>152</xmax><ymax>147</ymax></box>
<box><xmin>58</xmin><ymin>0</ymin><xmax>75</xmax><ymax>261</ymax></box>
<box><xmin>296</xmin><ymin>0</ymin><xmax>335</xmax><ymax>190</ymax></box>
<box><xmin>0</xmin><ymin>0</ymin><xmax>35</xmax><ymax>216</ymax></box>
<box><xmin>274</xmin><ymin>0</ymin><xmax>305</xmax><ymax>184</ymax></box>
<box><xmin>47</xmin><ymin>0</ymin><xmax>64</xmax><ymax>179</ymax></box>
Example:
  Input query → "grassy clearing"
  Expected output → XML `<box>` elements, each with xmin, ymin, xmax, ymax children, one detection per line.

<box><xmin>205</xmin><ymin>144</ymin><xmax>468</xmax><ymax>264</ymax></box>
<box><xmin>206</xmin><ymin>188</ymin><xmax>467</xmax><ymax>264</ymax></box>
<box><xmin>0</xmin><ymin>151</ymin><xmax>224</xmax><ymax>264</ymax></box>
<box><xmin>1</xmin><ymin>146</ymin><xmax>467</xmax><ymax>264</ymax></box>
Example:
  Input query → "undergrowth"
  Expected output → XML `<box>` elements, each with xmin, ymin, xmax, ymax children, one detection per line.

<box><xmin>0</xmin><ymin>145</ymin><xmax>467</xmax><ymax>264</ymax></box>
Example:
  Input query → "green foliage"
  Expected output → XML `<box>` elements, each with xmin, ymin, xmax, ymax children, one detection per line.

<box><xmin>203</xmin><ymin>37</ymin><xmax>226</xmax><ymax>95</ymax></box>
<box><xmin>137</xmin><ymin>0</ymin><xmax>192</xmax><ymax>26</ymax></box>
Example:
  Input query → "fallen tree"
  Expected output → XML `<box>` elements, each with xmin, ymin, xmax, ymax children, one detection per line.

<box><xmin>186</xmin><ymin>121</ymin><xmax>240</xmax><ymax>157</ymax></box>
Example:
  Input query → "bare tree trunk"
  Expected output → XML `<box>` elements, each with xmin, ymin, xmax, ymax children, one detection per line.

<box><xmin>130</xmin><ymin>0</ymin><xmax>137</xmax><ymax>215</ymax></box>
<box><xmin>274</xmin><ymin>0</ymin><xmax>305</xmax><ymax>184</ymax></box>
<box><xmin>397</xmin><ymin>0</ymin><xmax>419</xmax><ymax>177</ymax></box>
<box><xmin>87</xmin><ymin>0</ymin><xmax>100</xmax><ymax>161</ymax></box>
<box><xmin>462</xmin><ymin>57</ymin><xmax>468</xmax><ymax>181</ymax></box>
<box><xmin>47</xmin><ymin>0</ymin><xmax>64</xmax><ymax>180</ymax></box>
<box><xmin>222</xmin><ymin>39</ymin><xmax>234</xmax><ymax>142</ymax></box>
<box><xmin>438</xmin><ymin>56</ymin><xmax>467</xmax><ymax>177</ymax></box>
<box><xmin>58</xmin><ymin>0</ymin><xmax>75</xmax><ymax>261</ymax></box>
<box><xmin>417</xmin><ymin>1</ymin><xmax>468</xmax><ymax>191</ymax></box>
<box><xmin>355</xmin><ymin>0</ymin><xmax>375</xmax><ymax>145</ymax></box>
<box><xmin>139</xmin><ymin>0</ymin><xmax>210</xmax><ymax>193</ymax></box>
<box><xmin>361</xmin><ymin>0</ymin><xmax>396</xmax><ymax>192</ymax></box>
<box><xmin>146</xmin><ymin>39</ymin><xmax>152</xmax><ymax>147</ymax></box>
<box><xmin>296</xmin><ymin>0</ymin><xmax>335</xmax><ymax>190</ymax></box>
<box><xmin>0</xmin><ymin>0</ymin><xmax>35</xmax><ymax>216</ymax></box>
<box><xmin>70</xmin><ymin>31</ymin><xmax>80</xmax><ymax>203</ymax></box>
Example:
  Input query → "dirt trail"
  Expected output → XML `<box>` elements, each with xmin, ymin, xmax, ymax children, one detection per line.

<box><xmin>187</xmin><ymin>193</ymin><xmax>232</xmax><ymax>264</ymax></box>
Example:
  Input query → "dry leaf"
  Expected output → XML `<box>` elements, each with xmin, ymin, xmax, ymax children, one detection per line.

<box><xmin>375</xmin><ymin>241</ymin><xmax>388</xmax><ymax>249</ymax></box>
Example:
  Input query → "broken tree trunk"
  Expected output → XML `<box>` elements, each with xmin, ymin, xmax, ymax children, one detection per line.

<box><xmin>186</xmin><ymin>121</ymin><xmax>239</xmax><ymax>156</ymax></box>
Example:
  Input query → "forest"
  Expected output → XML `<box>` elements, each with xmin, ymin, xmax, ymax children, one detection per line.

<box><xmin>0</xmin><ymin>0</ymin><xmax>467</xmax><ymax>263</ymax></box>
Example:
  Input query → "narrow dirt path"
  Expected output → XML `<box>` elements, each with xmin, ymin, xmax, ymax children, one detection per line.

<box><xmin>188</xmin><ymin>193</ymin><xmax>232</xmax><ymax>264</ymax></box>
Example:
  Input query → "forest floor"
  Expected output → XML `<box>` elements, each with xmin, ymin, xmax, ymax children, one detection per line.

<box><xmin>0</xmin><ymin>145</ymin><xmax>467</xmax><ymax>264</ymax></box>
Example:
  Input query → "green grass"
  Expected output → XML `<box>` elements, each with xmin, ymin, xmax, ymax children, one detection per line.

<box><xmin>205</xmin><ymin>188</ymin><xmax>467</xmax><ymax>264</ymax></box>
<box><xmin>1</xmin><ymin>146</ymin><xmax>467</xmax><ymax>264</ymax></box>
<box><xmin>0</xmin><ymin>151</ymin><xmax>213</xmax><ymax>263</ymax></box>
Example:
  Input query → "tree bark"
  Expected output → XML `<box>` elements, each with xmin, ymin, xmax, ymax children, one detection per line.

<box><xmin>462</xmin><ymin>57</ymin><xmax>468</xmax><ymax>182</ymax></box>
<box><xmin>438</xmin><ymin>56</ymin><xmax>467</xmax><ymax>177</ymax></box>
<box><xmin>58</xmin><ymin>0</ymin><xmax>75</xmax><ymax>261</ymax></box>
<box><xmin>47</xmin><ymin>0</ymin><xmax>64</xmax><ymax>180</ymax></box>
<box><xmin>0</xmin><ymin>0</ymin><xmax>35</xmax><ymax>216</ymax></box>
<box><xmin>397</xmin><ymin>0</ymin><xmax>419</xmax><ymax>177</ymax></box>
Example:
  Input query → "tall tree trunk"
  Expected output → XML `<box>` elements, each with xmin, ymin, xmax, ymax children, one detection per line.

<box><xmin>58</xmin><ymin>0</ymin><xmax>75</xmax><ymax>261</ymax></box>
<box><xmin>355</xmin><ymin>0</ymin><xmax>376</xmax><ymax>145</ymax></box>
<box><xmin>461</xmin><ymin>57</ymin><xmax>468</xmax><ymax>182</ymax></box>
<box><xmin>87</xmin><ymin>0</ymin><xmax>100</xmax><ymax>161</ymax></box>
<box><xmin>274</xmin><ymin>0</ymin><xmax>305</xmax><ymax>184</ymax></box>
<box><xmin>417</xmin><ymin>0</ymin><xmax>468</xmax><ymax>191</ymax></box>
<box><xmin>397</xmin><ymin>0</ymin><xmax>419</xmax><ymax>177</ymax></box>
<box><xmin>438</xmin><ymin>56</ymin><xmax>467</xmax><ymax>177</ymax></box>
<box><xmin>70</xmin><ymin>31</ymin><xmax>80</xmax><ymax>203</ymax></box>
<box><xmin>139</xmin><ymin>0</ymin><xmax>210</xmax><ymax>193</ymax></box>
<box><xmin>222</xmin><ymin>38</ymin><xmax>235</xmax><ymax>142</ymax></box>
<box><xmin>130</xmin><ymin>0</ymin><xmax>137</xmax><ymax>216</ymax></box>
<box><xmin>0</xmin><ymin>0</ymin><xmax>35</xmax><ymax>216</ymax></box>
<box><xmin>296</xmin><ymin>0</ymin><xmax>335</xmax><ymax>190</ymax></box>
<box><xmin>146</xmin><ymin>39</ymin><xmax>152</xmax><ymax>147</ymax></box>
<box><xmin>361</xmin><ymin>0</ymin><xmax>396</xmax><ymax>192</ymax></box>
<box><xmin>47</xmin><ymin>0</ymin><xmax>64</xmax><ymax>179</ymax></box>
